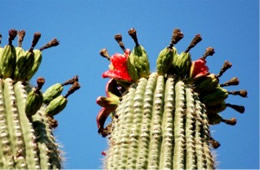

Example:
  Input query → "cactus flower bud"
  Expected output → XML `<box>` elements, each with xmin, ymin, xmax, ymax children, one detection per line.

<box><xmin>25</xmin><ymin>89</ymin><xmax>43</xmax><ymax>117</ymax></box>
<box><xmin>127</xmin><ymin>28</ymin><xmax>150</xmax><ymax>81</ymax></box>
<box><xmin>43</xmin><ymin>83</ymin><xmax>64</xmax><ymax>104</ymax></box>
<box><xmin>45</xmin><ymin>95</ymin><xmax>68</xmax><ymax>117</ymax></box>
<box><xmin>102</xmin><ymin>49</ymin><xmax>132</xmax><ymax>82</ymax></box>
<box><xmin>156</xmin><ymin>47</ymin><xmax>175</xmax><ymax>75</ymax></box>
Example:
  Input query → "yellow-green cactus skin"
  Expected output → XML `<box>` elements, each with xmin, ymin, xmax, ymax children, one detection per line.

<box><xmin>97</xmin><ymin>28</ymin><xmax>247</xmax><ymax>169</ymax></box>
<box><xmin>0</xmin><ymin>30</ymin><xmax>80</xmax><ymax>169</ymax></box>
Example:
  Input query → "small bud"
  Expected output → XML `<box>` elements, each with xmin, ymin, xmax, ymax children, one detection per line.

<box><xmin>185</xmin><ymin>34</ymin><xmax>202</xmax><ymax>52</ymax></box>
<box><xmin>25</xmin><ymin>88</ymin><xmax>43</xmax><ymax>117</ymax></box>
<box><xmin>201</xmin><ymin>47</ymin><xmax>215</xmax><ymax>60</ymax></box>
<box><xmin>220</xmin><ymin>77</ymin><xmax>239</xmax><ymax>87</ymax></box>
<box><xmin>216</xmin><ymin>60</ymin><xmax>232</xmax><ymax>78</ymax></box>
<box><xmin>226</xmin><ymin>103</ymin><xmax>245</xmax><ymax>113</ymax></box>
<box><xmin>114</xmin><ymin>34</ymin><xmax>125</xmax><ymax>52</ymax></box>
<box><xmin>36</xmin><ymin>77</ymin><xmax>45</xmax><ymax>91</ymax></box>
<box><xmin>99</xmin><ymin>48</ymin><xmax>110</xmax><ymax>61</ymax></box>
<box><xmin>8</xmin><ymin>29</ymin><xmax>18</xmax><ymax>45</ymax></box>
<box><xmin>48</xmin><ymin>116</ymin><xmax>58</xmax><ymax>128</ymax></box>
<box><xmin>43</xmin><ymin>83</ymin><xmax>63</xmax><ymax>104</ymax></box>
<box><xmin>30</xmin><ymin>32</ymin><xmax>41</xmax><ymax>52</ymax></box>
<box><xmin>18</xmin><ymin>30</ymin><xmax>26</xmax><ymax>47</ymax></box>
<box><xmin>40</xmin><ymin>38</ymin><xmax>59</xmax><ymax>51</ymax></box>
<box><xmin>169</xmin><ymin>28</ymin><xmax>184</xmax><ymax>48</ymax></box>
<box><xmin>209</xmin><ymin>137</ymin><xmax>221</xmax><ymax>149</ymax></box>
<box><xmin>128</xmin><ymin>28</ymin><xmax>139</xmax><ymax>46</ymax></box>
<box><xmin>228</xmin><ymin>90</ymin><xmax>248</xmax><ymax>98</ymax></box>
<box><xmin>222</xmin><ymin>117</ymin><xmax>237</xmax><ymax>125</ymax></box>
<box><xmin>45</xmin><ymin>95</ymin><xmax>67</xmax><ymax>116</ymax></box>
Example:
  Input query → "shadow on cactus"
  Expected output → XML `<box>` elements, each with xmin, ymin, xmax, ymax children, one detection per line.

<box><xmin>96</xmin><ymin>28</ymin><xmax>247</xmax><ymax>169</ymax></box>
<box><xmin>0</xmin><ymin>29</ymin><xmax>80</xmax><ymax>169</ymax></box>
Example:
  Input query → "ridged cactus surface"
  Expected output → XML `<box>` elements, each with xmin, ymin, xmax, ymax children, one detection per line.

<box><xmin>0</xmin><ymin>30</ymin><xmax>80</xmax><ymax>169</ymax></box>
<box><xmin>97</xmin><ymin>28</ymin><xmax>247</xmax><ymax>169</ymax></box>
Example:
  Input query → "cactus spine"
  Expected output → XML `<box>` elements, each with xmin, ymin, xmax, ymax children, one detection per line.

<box><xmin>0</xmin><ymin>30</ymin><xmax>80</xmax><ymax>169</ymax></box>
<box><xmin>97</xmin><ymin>28</ymin><xmax>247</xmax><ymax>169</ymax></box>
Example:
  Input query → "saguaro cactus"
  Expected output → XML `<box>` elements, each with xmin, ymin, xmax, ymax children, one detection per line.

<box><xmin>0</xmin><ymin>30</ymin><xmax>80</xmax><ymax>169</ymax></box>
<box><xmin>97</xmin><ymin>28</ymin><xmax>247</xmax><ymax>169</ymax></box>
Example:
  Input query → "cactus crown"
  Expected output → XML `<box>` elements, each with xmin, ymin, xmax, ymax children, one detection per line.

<box><xmin>0</xmin><ymin>29</ymin><xmax>80</xmax><ymax>169</ymax></box>
<box><xmin>97</xmin><ymin>28</ymin><xmax>247</xmax><ymax>169</ymax></box>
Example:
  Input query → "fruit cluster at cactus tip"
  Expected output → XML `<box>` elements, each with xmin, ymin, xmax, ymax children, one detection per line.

<box><xmin>96</xmin><ymin>28</ymin><xmax>247</xmax><ymax>146</ymax></box>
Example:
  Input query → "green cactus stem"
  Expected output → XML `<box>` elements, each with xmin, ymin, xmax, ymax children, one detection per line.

<box><xmin>0</xmin><ymin>29</ymin><xmax>80</xmax><ymax>169</ymax></box>
<box><xmin>97</xmin><ymin>28</ymin><xmax>247</xmax><ymax>169</ymax></box>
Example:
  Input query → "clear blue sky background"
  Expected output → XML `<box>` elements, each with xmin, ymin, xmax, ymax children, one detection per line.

<box><xmin>1</xmin><ymin>0</ymin><xmax>259</xmax><ymax>169</ymax></box>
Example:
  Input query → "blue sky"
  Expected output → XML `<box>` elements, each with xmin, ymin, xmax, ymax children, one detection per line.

<box><xmin>1</xmin><ymin>0</ymin><xmax>259</xmax><ymax>169</ymax></box>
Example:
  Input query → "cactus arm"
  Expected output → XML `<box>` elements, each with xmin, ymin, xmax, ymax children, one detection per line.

<box><xmin>147</xmin><ymin>75</ymin><xmax>165</xmax><ymax>169</ymax></box>
<box><xmin>173</xmin><ymin>81</ymin><xmax>186</xmax><ymax>170</ymax></box>
<box><xmin>135</xmin><ymin>73</ymin><xmax>157</xmax><ymax>169</ymax></box>
<box><xmin>185</xmin><ymin>87</ymin><xmax>197</xmax><ymax>170</ymax></box>
<box><xmin>126</xmin><ymin>78</ymin><xmax>147</xmax><ymax>169</ymax></box>
<box><xmin>159</xmin><ymin>75</ymin><xmax>174</xmax><ymax>169</ymax></box>
<box><xmin>3</xmin><ymin>78</ymin><xmax>27</xmax><ymax>169</ymax></box>
<box><xmin>14</xmin><ymin>81</ymin><xmax>40</xmax><ymax>169</ymax></box>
